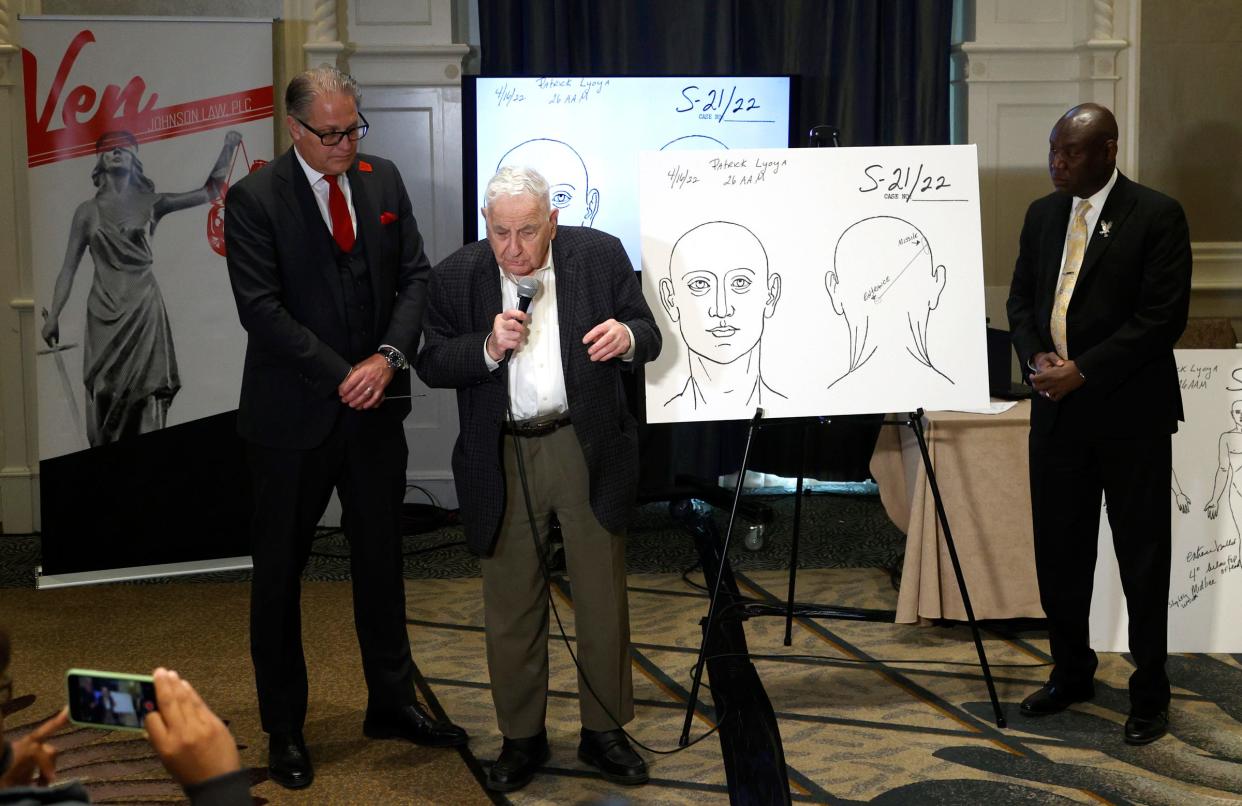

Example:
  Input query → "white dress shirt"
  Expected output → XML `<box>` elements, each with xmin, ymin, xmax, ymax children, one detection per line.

<box><xmin>1056</xmin><ymin>167</ymin><xmax>1118</xmax><ymax>285</ymax></box>
<box><xmin>486</xmin><ymin>252</ymin><xmax>568</xmax><ymax>422</ymax></box>
<box><xmin>292</xmin><ymin>146</ymin><xmax>357</xmax><ymax>240</ymax></box>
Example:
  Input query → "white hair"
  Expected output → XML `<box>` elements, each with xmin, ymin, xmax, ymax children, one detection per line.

<box><xmin>484</xmin><ymin>165</ymin><xmax>551</xmax><ymax>213</ymax></box>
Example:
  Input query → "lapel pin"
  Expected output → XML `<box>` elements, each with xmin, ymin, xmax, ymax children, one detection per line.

<box><xmin>1099</xmin><ymin>220</ymin><xmax>1112</xmax><ymax>238</ymax></box>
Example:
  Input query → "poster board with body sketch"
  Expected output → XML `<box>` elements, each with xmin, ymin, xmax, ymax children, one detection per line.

<box><xmin>1090</xmin><ymin>350</ymin><xmax>1242</xmax><ymax>652</ymax></box>
<box><xmin>467</xmin><ymin>76</ymin><xmax>792</xmax><ymax>271</ymax></box>
<box><xmin>639</xmin><ymin>145</ymin><xmax>989</xmax><ymax>423</ymax></box>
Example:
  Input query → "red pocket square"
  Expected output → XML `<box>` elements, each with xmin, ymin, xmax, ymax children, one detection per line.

<box><xmin>358</xmin><ymin>160</ymin><xmax>373</xmax><ymax>173</ymax></box>
<box><xmin>380</xmin><ymin>211</ymin><xmax>398</xmax><ymax>225</ymax></box>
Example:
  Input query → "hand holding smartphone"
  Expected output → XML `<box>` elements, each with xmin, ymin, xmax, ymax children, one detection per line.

<box><xmin>66</xmin><ymin>668</ymin><xmax>157</xmax><ymax>731</ymax></box>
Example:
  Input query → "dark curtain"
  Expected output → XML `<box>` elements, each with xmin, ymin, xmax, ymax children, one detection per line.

<box><xmin>479</xmin><ymin>0</ymin><xmax>953</xmax><ymax>486</ymax></box>
<box><xmin>480</xmin><ymin>0</ymin><xmax>953</xmax><ymax>147</ymax></box>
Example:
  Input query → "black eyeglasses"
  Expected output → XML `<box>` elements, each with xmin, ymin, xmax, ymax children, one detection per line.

<box><xmin>296</xmin><ymin>112</ymin><xmax>369</xmax><ymax>146</ymax></box>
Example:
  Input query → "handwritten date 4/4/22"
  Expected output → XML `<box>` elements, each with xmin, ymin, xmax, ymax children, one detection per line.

<box><xmin>860</xmin><ymin>163</ymin><xmax>951</xmax><ymax>200</ymax></box>
<box><xmin>676</xmin><ymin>85</ymin><xmax>760</xmax><ymax>122</ymax></box>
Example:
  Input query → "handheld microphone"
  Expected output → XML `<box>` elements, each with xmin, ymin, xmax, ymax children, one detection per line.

<box><xmin>516</xmin><ymin>276</ymin><xmax>540</xmax><ymax>314</ymax></box>
<box><xmin>506</xmin><ymin>277</ymin><xmax>541</xmax><ymax>361</ymax></box>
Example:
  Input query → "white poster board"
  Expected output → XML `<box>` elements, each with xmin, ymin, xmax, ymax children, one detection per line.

<box><xmin>1090</xmin><ymin>349</ymin><xmax>1242</xmax><ymax>652</ymax></box>
<box><xmin>639</xmin><ymin>145</ymin><xmax>989</xmax><ymax>423</ymax></box>
<box><xmin>24</xmin><ymin>16</ymin><xmax>272</xmax><ymax>459</ymax></box>
<box><xmin>472</xmin><ymin>76</ymin><xmax>792</xmax><ymax>271</ymax></box>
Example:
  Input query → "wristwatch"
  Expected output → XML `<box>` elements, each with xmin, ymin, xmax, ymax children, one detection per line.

<box><xmin>378</xmin><ymin>345</ymin><xmax>409</xmax><ymax>370</ymax></box>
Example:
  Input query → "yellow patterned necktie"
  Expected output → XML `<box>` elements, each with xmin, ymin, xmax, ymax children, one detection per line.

<box><xmin>1050</xmin><ymin>199</ymin><xmax>1092</xmax><ymax>359</ymax></box>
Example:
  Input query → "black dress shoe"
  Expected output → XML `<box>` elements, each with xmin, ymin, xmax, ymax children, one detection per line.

<box><xmin>363</xmin><ymin>703</ymin><xmax>469</xmax><ymax>747</ymax></box>
<box><xmin>268</xmin><ymin>731</ymin><xmax>313</xmax><ymax>790</ymax></box>
<box><xmin>487</xmin><ymin>731</ymin><xmax>550</xmax><ymax>792</ymax></box>
<box><xmin>1124</xmin><ymin>710</ymin><xmax>1168</xmax><ymax>745</ymax></box>
<box><xmin>1019</xmin><ymin>682</ymin><xmax>1094</xmax><ymax>717</ymax></box>
<box><xmin>577</xmin><ymin>728</ymin><xmax>648</xmax><ymax>786</ymax></box>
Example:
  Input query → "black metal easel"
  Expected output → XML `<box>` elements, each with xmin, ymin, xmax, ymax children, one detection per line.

<box><xmin>780</xmin><ymin>409</ymin><xmax>1006</xmax><ymax>728</ymax></box>
<box><xmin>679</xmin><ymin>406</ymin><xmax>1006</xmax><ymax>747</ymax></box>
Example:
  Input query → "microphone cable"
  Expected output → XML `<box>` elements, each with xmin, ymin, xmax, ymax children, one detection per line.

<box><xmin>501</xmin><ymin>363</ymin><xmax>727</xmax><ymax>757</ymax></box>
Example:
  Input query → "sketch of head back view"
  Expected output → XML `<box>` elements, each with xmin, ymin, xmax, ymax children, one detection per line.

<box><xmin>824</xmin><ymin>216</ymin><xmax>951</xmax><ymax>389</ymax></box>
<box><xmin>659</xmin><ymin>221</ymin><xmax>785</xmax><ymax>409</ymax></box>
<box><xmin>496</xmin><ymin>138</ymin><xmax>599</xmax><ymax>227</ymax></box>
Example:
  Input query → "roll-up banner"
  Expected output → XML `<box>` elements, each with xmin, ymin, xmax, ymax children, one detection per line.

<box><xmin>22</xmin><ymin>16</ymin><xmax>273</xmax><ymax>587</ymax></box>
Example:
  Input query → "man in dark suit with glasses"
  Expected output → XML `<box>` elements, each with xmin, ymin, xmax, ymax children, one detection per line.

<box><xmin>224</xmin><ymin>66</ymin><xmax>466</xmax><ymax>790</ymax></box>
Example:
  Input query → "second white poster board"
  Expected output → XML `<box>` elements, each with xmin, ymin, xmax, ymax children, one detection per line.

<box><xmin>640</xmin><ymin>145</ymin><xmax>989</xmax><ymax>423</ymax></box>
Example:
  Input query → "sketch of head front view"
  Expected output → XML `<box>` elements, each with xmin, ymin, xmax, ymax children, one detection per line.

<box><xmin>824</xmin><ymin>216</ymin><xmax>952</xmax><ymax>389</ymax></box>
<box><xmin>659</xmin><ymin>221</ymin><xmax>784</xmax><ymax>409</ymax></box>
<box><xmin>495</xmin><ymin>138</ymin><xmax>599</xmax><ymax>227</ymax></box>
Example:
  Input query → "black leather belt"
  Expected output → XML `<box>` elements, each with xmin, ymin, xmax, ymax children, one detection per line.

<box><xmin>503</xmin><ymin>415</ymin><xmax>571</xmax><ymax>438</ymax></box>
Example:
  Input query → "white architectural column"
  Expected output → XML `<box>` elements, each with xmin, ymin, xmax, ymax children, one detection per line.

<box><xmin>0</xmin><ymin>0</ymin><xmax>41</xmax><ymax>533</ymax></box>
<box><xmin>952</xmin><ymin>0</ymin><xmax>1135</xmax><ymax>325</ymax></box>
<box><xmin>304</xmin><ymin>0</ymin><xmax>345</xmax><ymax>69</ymax></box>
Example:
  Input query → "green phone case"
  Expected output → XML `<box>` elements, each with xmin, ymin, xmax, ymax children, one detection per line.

<box><xmin>66</xmin><ymin>668</ymin><xmax>156</xmax><ymax>732</ymax></box>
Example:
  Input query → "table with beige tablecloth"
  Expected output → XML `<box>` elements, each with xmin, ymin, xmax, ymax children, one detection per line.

<box><xmin>870</xmin><ymin>401</ymin><xmax>1046</xmax><ymax>624</ymax></box>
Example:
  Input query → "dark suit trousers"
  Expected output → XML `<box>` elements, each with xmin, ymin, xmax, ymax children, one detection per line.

<box><xmin>1028</xmin><ymin>424</ymin><xmax>1172</xmax><ymax>716</ymax></box>
<box><xmin>246</xmin><ymin>408</ymin><xmax>415</xmax><ymax>733</ymax></box>
<box><xmin>481</xmin><ymin>425</ymin><xmax>635</xmax><ymax>739</ymax></box>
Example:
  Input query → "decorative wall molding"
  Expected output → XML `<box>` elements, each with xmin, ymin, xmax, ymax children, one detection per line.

<box><xmin>1191</xmin><ymin>243</ymin><xmax>1242</xmax><ymax>291</ymax></box>
<box><xmin>951</xmin><ymin>0</ymin><xmax>1136</xmax><ymax>291</ymax></box>
<box><xmin>347</xmin><ymin>43</ymin><xmax>469</xmax><ymax>86</ymax></box>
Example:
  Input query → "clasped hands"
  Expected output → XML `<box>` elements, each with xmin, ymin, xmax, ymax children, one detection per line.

<box><xmin>338</xmin><ymin>354</ymin><xmax>393</xmax><ymax>410</ymax></box>
<box><xmin>1028</xmin><ymin>351</ymin><xmax>1085</xmax><ymax>403</ymax></box>
<box><xmin>487</xmin><ymin>310</ymin><xmax>630</xmax><ymax>363</ymax></box>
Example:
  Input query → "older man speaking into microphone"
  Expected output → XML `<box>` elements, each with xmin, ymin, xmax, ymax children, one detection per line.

<box><xmin>415</xmin><ymin>166</ymin><xmax>660</xmax><ymax>792</ymax></box>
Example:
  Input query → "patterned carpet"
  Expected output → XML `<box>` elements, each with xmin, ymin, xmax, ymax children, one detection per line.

<box><xmin>3</xmin><ymin>493</ymin><xmax>1242</xmax><ymax>803</ymax></box>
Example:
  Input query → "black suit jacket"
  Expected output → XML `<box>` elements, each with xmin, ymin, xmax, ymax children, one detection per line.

<box><xmin>415</xmin><ymin>227</ymin><xmax>661</xmax><ymax>555</ymax></box>
<box><xmin>1007</xmin><ymin>172</ymin><xmax>1192</xmax><ymax>437</ymax></box>
<box><xmin>224</xmin><ymin>148</ymin><xmax>430</xmax><ymax>448</ymax></box>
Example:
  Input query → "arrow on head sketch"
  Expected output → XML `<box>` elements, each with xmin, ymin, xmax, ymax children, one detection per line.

<box><xmin>824</xmin><ymin>216</ymin><xmax>952</xmax><ymax>390</ymax></box>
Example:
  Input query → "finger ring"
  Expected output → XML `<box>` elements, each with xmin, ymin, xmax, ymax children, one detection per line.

<box><xmin>366</xmin><ymin>386</ymin><xmax>373</xmax><ymax>394</ymax></box>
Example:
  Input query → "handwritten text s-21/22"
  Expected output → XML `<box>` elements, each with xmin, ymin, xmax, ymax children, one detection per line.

<box><xmin>859</xmin><ymin>163</ymin><xmax>963</xmax><ymax>202</ymax></box>
<box><xmin>676</xmin><ymin>85</ymin><xmax>765</xmax><ymax>123</ymax></box>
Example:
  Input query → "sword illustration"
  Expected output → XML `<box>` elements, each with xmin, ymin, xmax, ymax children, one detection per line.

<box><xmin>38</xmin><ymin>308</ymin><xmax>88</xmax><ymax>449</ymax></box>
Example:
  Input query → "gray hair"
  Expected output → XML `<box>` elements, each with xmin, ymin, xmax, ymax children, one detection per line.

<box><xmin>484</xmin><ymin>165</ymin><xmax>551</xmax><ymax>213</ymax></box>
<box><xmin>285</xmin><ymin>65</ymin><xmax>362</xmax><ymax>119</ymax></box>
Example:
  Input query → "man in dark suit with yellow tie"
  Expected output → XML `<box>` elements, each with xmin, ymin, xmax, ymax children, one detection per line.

<box><xmin>224</xmin><ymin>66</ymin><xmax>466</xmax><ymax>790</ymax></box>
<box><xmin>416</xmin><ymin>166</ymin><xmax>660</xmax><ymax>792</ymax></box>
<box><xmin>1007</xmin><ymin>103</ymin><xmax>1192</xmax><ymax>745</ymax></box>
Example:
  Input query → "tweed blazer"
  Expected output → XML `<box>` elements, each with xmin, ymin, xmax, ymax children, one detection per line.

<box><xmin>415</xmin><ymin>226</ymin><xmax>661</xmax><ymax>555</ymax></box>
<box><xmin>1007</xmin><ymin>172</ymin><xmax>1192</xmax><ymax>437</ymax></box>
<box><xmin>224</xmin><ymin>148</ymin><xmax>430</xmax><ymax>448</ymax></box>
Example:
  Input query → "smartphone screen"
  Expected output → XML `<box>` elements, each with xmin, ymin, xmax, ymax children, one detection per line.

<box><xmin>66</xmin><ymin>669</ymin><xmax>157</xmax><ymax>731</ymax></box>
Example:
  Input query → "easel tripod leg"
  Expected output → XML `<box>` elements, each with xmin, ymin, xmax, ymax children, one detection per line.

<box><xmin>908</xmin><ymin>409</ymin><xmax>1007</xmax><ymax>729</ymax></box>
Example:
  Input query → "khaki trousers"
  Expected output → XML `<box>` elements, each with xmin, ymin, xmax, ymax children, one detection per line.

<box><xmin>481</xmin><ymin>425</ymin><xmax>635</xmax><ymax>739</ymax></box>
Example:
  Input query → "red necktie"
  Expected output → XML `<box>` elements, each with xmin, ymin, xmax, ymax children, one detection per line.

<box><xmin>327</xmin><ymin>175</ymin><xmax>355</xmax><ymax>252</ymax></box>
